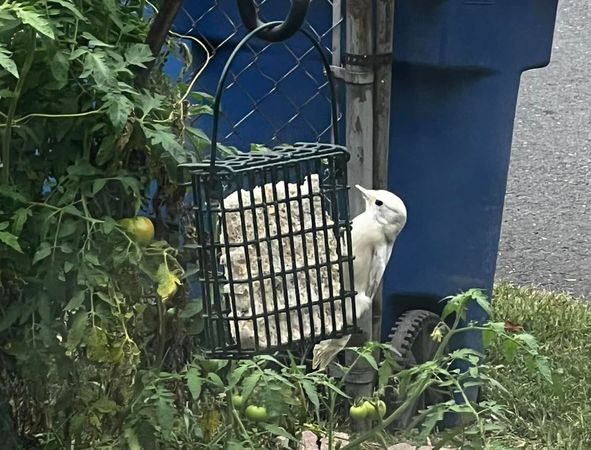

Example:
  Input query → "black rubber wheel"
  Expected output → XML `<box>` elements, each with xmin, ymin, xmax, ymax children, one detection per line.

<box><xmin>385</xmin><ymin>309</ymin><xmax>447</xmax><ymax>429</ymax></box>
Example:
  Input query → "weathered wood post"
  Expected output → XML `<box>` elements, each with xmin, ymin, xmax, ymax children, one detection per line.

<box><xmin>336</xmin><ymin>0</ymin><xmax>396</xmax><ymax>431</ymax></box>
<box><xmin>345</xmin><ymin>0</ymin><xmax>374</xmax><ymax>217</ymax></box>
<box><xmin>372</xmin><ymin>0</ymin><xmax>396</xmax><ymax>344</ymax></box>
<box><xmin>342</xmin><ymin>0</ymin><xmax>376</xmax><ymax>431</ymax></box>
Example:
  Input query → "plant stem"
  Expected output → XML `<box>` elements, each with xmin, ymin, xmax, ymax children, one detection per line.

<box><xmin>231</xmin><ymin>409</ymin><xmax>256</xmax><ymax>450</ymax></box>
<box><xmin>376</xmin><ymin>432</ymin><xmax>390</xmax><ymax>449</ymax></box>
<box><xmin>433</xmin><ymin>313</ymin><xmax>463</xmax><ymax>361</ymax></box>
<box><xmin>9</xmin><ymin>108</ymin><xmax>105</xmax><ymax>125</ymax></box>
<box><xmin>453</xmin><ymin>377</ymin><xmax>485</xmax><ymax>440</ymax></box>
<box><xmin>1</xmin><ymin>30</ymin><xmax>35</xmax><ymax>185</ymax></box>
<box><xmin>156</xmin><ymin>296</ymin><xmax>166</xmax><ymax>367</ymax></box>
<box><xmin>433</xmin><ymin>427</ymin><xmax>464</xmax><ymax>450</ymax></box>
<box><xmin>328</xmin><ymin>388</ymin><xmax>335</xmax><ymax>450</ymax></box>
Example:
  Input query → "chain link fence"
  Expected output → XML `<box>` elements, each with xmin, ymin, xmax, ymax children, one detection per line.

<box><xmin>171</xmin><ymin>0</ymin><xmax>344</xmax><ymax>149</ymax></box>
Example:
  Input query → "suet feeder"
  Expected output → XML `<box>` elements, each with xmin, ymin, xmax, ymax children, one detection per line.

<box><xmin>179</xmin><ymin>20</ymin><xmax>358</xmax><ymax>358</ymax></box>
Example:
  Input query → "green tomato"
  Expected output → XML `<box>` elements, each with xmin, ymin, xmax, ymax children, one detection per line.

<box><xmin>119</xmin><ymin>216</ymin><xmax>155</xmax><ymax>245</ymax></box>
<box><xmin>349</xmin><ymin>404</ymin><xmax>368</xmax><ymax>421</ymax></box>
<box><xmin>376</xmin><ymin>400</ymin><xmax>387</xmax><ymax>418</ymax></box>
<box><xmin>245</xmin><ymin>405</ymin><xmax>268</xmax><ymax>422</ymax></box>
<box><xmin>232</xmin><ymin>394</ymin><xmax>243</xmax><ymax>409</ymax></box>
<box><xmin>363</xmin><ymin>400</ymin><xmax>386</xmax><ymax>419</ymax></box>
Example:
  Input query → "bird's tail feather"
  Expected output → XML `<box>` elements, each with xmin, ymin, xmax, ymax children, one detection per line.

<box><xmin>312</xmin><ymin>335</ymin><xmax>351</xmax><ymax>371</ymax></box>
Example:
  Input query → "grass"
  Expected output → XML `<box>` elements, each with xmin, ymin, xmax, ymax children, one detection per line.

<box><xmin>485</xmin><ymin>283</ymin><xmax>591</xmax><ymax>449</ymax></box>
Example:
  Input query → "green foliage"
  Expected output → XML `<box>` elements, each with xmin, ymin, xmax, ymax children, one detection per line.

<box><xmin>346</xmin><ymin>289</ymin><xmax>552</xmax><ymax>450</ymax></box>
<box><xmin>0</xmin><ymin>1</ymin><xmax>212</xmax><ymax>448</ymax></box>
<box><xmin>484</xmin><ymin>283</ymin><xmax>591</xmax><ymax>450</ymax></box>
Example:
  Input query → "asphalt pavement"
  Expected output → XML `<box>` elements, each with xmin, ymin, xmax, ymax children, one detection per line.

<box><xmin>496</xmin><ymin>0</ymin><xmax>591</xmax><ymax>298</ymax></box>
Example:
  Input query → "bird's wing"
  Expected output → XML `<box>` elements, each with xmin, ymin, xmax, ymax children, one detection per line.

<box><xmin>365</xmin><ymin>242</ymin><xmax>392</xmax><ymax>301</ymax></box>
<box><xmin>312</xmin><ymin>335</ymin><xmax>351</xmax><ymax>370</ymax></box>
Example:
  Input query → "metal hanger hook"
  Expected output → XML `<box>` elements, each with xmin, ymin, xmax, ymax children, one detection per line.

<box><xmin>236</xmin><ymin>0</ymin><xmax>311</xmax><ymax>42</ymax></box>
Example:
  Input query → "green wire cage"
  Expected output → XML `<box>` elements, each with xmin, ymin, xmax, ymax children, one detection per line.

<box><xmin>179</xmin><ymin>22</ymin><xmax>357</xmax><ymax>359</ymax></box>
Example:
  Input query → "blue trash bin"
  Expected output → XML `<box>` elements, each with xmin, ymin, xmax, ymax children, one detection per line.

<box><xmin>381</xmin><ymin>0</ymin><xmax>559</xmax><ymax>352</ymax></box>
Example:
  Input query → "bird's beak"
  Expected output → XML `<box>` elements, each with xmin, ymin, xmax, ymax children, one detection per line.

<box><xmin>355</xmin><ymin>184</ymin><xmax>375</xmax><ymax>202</ymax></box>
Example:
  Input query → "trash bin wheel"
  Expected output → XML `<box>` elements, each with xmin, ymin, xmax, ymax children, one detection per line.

<box><xmin>386</xmin><ymin>309</ymin><xmax>446</xmax><ymax>429</ymax></box>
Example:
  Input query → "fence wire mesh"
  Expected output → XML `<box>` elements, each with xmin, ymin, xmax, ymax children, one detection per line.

<box><xmin>172</xmin><ymin>0</ymin><xmax>343</xmax><ymax>150</ymax></box>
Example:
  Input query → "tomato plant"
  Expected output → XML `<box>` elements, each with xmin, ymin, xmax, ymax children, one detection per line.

<box><xmin>0</xmin><ymin>0</ymin><xmax>216</xmax><ymax>447</ymax></box>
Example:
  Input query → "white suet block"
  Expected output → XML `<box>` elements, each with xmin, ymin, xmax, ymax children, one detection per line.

<box><xmin>220</xmin><ymin>174</ymin><xmax>348</xmax><ymax>349</ymax></box>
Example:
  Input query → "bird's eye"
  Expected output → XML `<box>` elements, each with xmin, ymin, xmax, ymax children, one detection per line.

<box><xmin>375</xmin><ymin>199</ymin><xmax>383</xmax><ymax>206</ymax></box>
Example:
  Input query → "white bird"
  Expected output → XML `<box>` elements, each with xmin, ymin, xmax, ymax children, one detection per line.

<box><xmin>312</xmin><ymin>184</ymin><xmax>407</xmax><ymax>370</ymax></box>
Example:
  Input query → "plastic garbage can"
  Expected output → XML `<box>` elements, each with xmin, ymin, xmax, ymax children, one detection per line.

<box><xmin>382</xmin><ymin>0</ymin><xmax>559</xmax><ymax>351</ymax></box>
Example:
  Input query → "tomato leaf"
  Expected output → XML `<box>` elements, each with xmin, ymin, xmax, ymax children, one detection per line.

<box><xmin>91</xmin><ymin>179</ymin><xmax>107</xmax><ymax>196</ymax></box>
<box><xmin>227</xmin><ymin>363</ymin><xmax>250</xmax><ymax>389</ymax></box>
<box><xmin>0</xmin><ymin>304</ymin><xmax>21</xmax><ymax>333</ymax></box>
<box><xmin>301</xmin><ymin>380</ymin><xmax>320</xmax><ymax>416</ymax></box>
<box><xmin>81</xmin><ymin>32</ymin><xmax>114</xmax><ymax>48</ymax></box>
<box><xmin>207</xmin><ymin>372</ymin><xmax>224</xmax><ymax>387</ymax></box>
<box><xmin>186</xmin><ymin>368</ymin><xmax>202</xmax><ymax>400</ymax></box>
<box><xmin>105</xmin><ymin>93</ymin><xmax>134</xmax><ymax>129</ymax></box>
<box><xmin>81</xmin><ymin>51</ymin><xmax>112</xmax><ymax>85</ymax></box>
<box><xmin>66</xmin><ymin>311</ymin><xmax>89</xmax><ymax>352</ymax></box>
<box><xmin>0</xmin><ymin>44</ymin><xmax>18</xmax><ymax>78</ymax></box>
<box><xmin>32</xmin><ymin>242</ymin><xmax>52</xmax><ymax>264</ymax></box>
<box><xmin>241</xmin><ymin>372</ymin><xmax>261</xmax><ymax>402</ymax></box>
<box><xmin>124</xmin><ymin>43</ymin><xmax>154</xmax><ymax>68</ymax></box>
<box><xmin>86</xmin><ymin>327</ymin><xmax>111</xmax><ymax>362</ymax></box>
<box><xmin>135</xmin><ymin>91</ymin><xmax>164</xmax><ymax>117</ymax></box>
<box><xmin>11</xmin><ymin>208</ymin><xmax>31</xmax><ymax>236</ymax></box>
<box><xmin>501</xmin><ymin>339</ymin><xmax>518</xmax><ymax>362</ymax></box>
<box><xmin>0</xmin><ymin>230</ymin><xmax>23</xmax><ymax>253</ymax></box>
<box><xmin>178</xmin><ymin>299</ymin><xmax>202</xmax><ymax>319</ymax></box>
<box><xmin>48</xmin><ymin>0</ymin><xmax>88</xmax><ymax>21</ymax></box>
<box><xmin>144</xmin><ymin>124</ymin><xmax>186</xmax><ymax>163</ymax></box>
<box><xmin>93</xmin><ymin>398</ymin><xmax>118</xmax><ymax>414</ymax></box>
<box><xmin>102</xmin><ymin>217</ymin><xmax>117</xmax><ymax>234</ymax></box>
<box><xmin>14</xmin><ymin>6</ymin><xmax>55</xmax><ymax>39</ymax></box>
<box><xmin>65</xmin><ymin>291</ymin><xmax>86</xmax><ymax>311</ymax></box>
<box><xmin>227</xmin><ymin>441</ymin><xmax>246</xmax><ymax>450</ymax></box>
<box><xmin>0</xmin><ymin>185</ymin><xmax>27</xmax><ymax>203</ymax></box>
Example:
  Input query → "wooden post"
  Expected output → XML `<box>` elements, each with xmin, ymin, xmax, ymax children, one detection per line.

<box><xmin>331</xmin><ymin>0</ymin><xmax>342</xmax><ymax>146</ymax></box>
<box><xmin>343</xmin><ymin>0</ymin><xmax>375</xmax><ymax>431</ymax></box>
<box><xmin>372</xmin><ymin>0</ymin><xmax>396</xmax><ymax>343</ymax></box>
<box><xmin>345</xmin><ymin>0</ymin><xmax>374</xmax><ymax>216</ymax></box>
<box><xmin>373</xmin><ymin>0</ymin><xmax>395</xmax><ymax>192</ymax></box>
<box><xmin>331</xmin><ymin>0</ymin><xmax>342</xmax><ymax>70</ymax></box>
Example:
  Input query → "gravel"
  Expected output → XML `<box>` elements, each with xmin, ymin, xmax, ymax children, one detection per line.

<box><xmin>496</xmin><ymin>0</ymin><xmax>591</xmax><ymax>299</ymax></box>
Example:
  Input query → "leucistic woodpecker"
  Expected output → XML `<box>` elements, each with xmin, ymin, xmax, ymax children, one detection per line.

<box><xmin>312</xmin><ymin>185</ymin><xmax>407</xmax><ymax>370</ymax></box>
